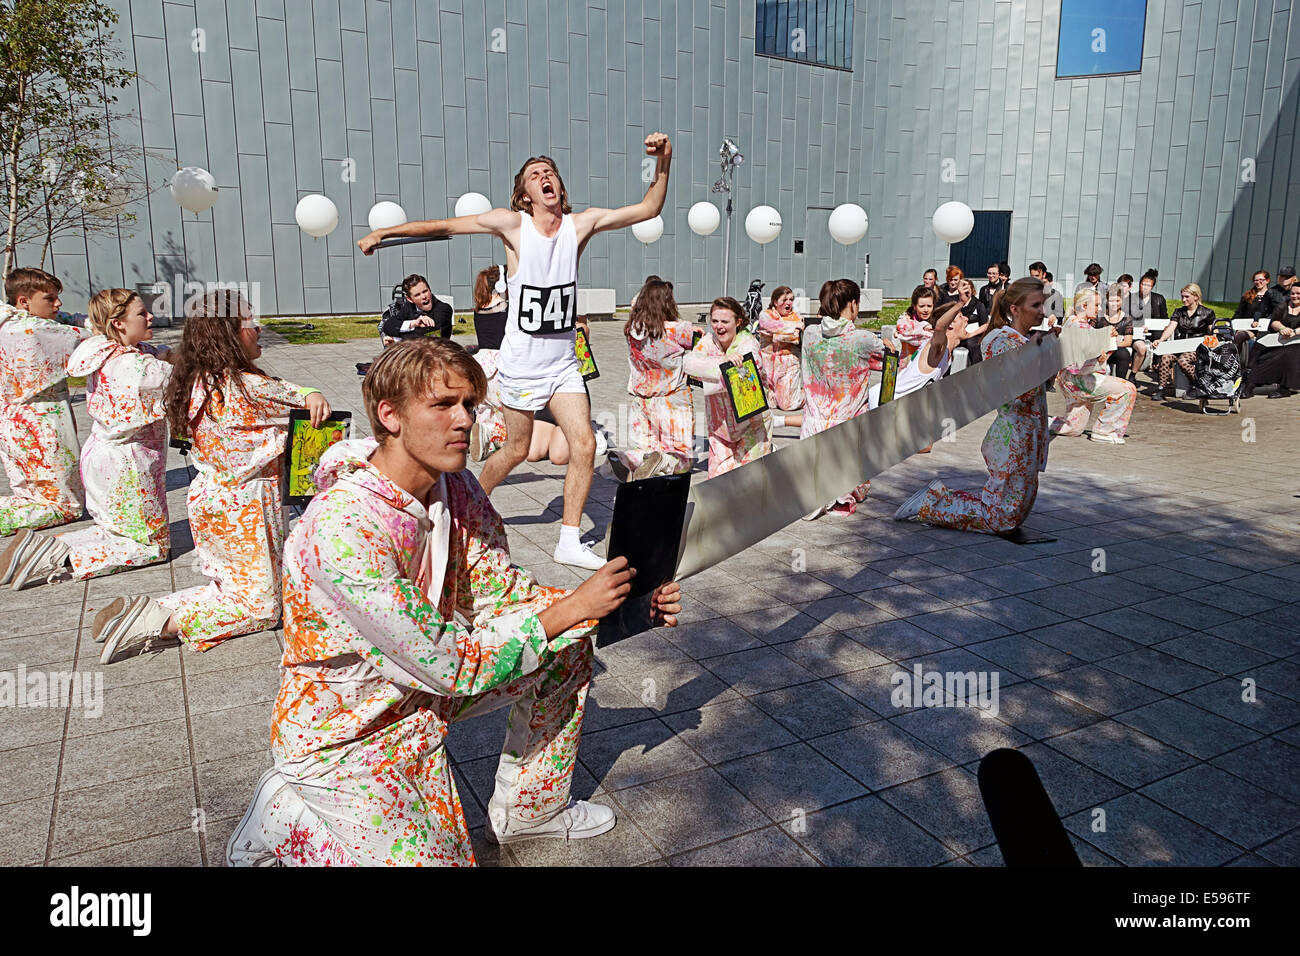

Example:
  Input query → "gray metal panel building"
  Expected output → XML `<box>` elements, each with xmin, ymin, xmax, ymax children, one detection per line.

<box><xmin>26</xmin><ymin>0</ymin><xmax>1300</xmax><ymax>312</ymax></box>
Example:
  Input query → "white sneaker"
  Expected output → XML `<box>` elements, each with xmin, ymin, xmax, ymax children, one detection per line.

<box><xmin>469</xmin><ymin>422</ymin><xmax>487</xmax><ymax>462</ymax></box>
<box><xmin>1088</xmin><ymin>432</ymin><xmax>1126</xmax><ymax>444</ymax></box>
<box><xmin>485</xmin><ymin>798</ymin><xmax>616</xmax><ymax>845</ymax></box>
<box><xmin>226</xmin><ymin>767</ymin><xmax>293</xmax><ymax>867</ymax></box>
<box><xmin>10</xmin><ymin>533</ymin><xmax>70</xmax><ymax>590</ymax></box>
<box><xmin>553</xmin><ymin>537</ymin><xmax>605</xmax><ymax>571</ymax></box>
<box><xmin>592</xmin><ymin>426</ymin><xmax>608</xmax><ymax>459</ymax></box>
<box><xmin>894</xmin><ymin>479</ymin><xmax>947</xmax><ymax>521</ymax></box>
<box><xmin>0</xmin><ymin>528</ymin><xmax>36</xmax><ymax>586</ymax></box>
<box><xmin>98</xmin><ymin>596</ymin><xmax>177</xmax><ymax>664</ymax></box>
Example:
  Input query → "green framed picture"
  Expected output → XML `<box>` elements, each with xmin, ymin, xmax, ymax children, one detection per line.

<box><xmin>719</xmin><ymin>355</ymin><xmax>770</xmax><ymax>422</ymax></box>
<box><xmin>283</xmin><ymin>409</ymin><xmax>352</xmax><ymax>505</ymax></box>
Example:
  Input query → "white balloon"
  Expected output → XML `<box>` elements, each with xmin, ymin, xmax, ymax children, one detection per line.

<box><xmin>745</xmin><ymin>205</ymin><xmax>782</xmax><ymax>244</ymax></box>
<box><xmin>687</xmin><ymin>201</ymin><xmax>721</xmax><ymax>236</ymax></box>
<box><xmin>932</xmin><ymin>201</ymin><xmax>975</xmax><ymax>244</ymax></box>
<box><xmin>631</xmin><ymin>215</ymin><xmax>664</xmax><ymax>244</ymax></box>
<box><xmin>367</xmin><ymin>201</ymin><xmax>407</xmax><ymax>231</ymax></box>
<box><xmin>169</xmin><ymin>166</ymin><xmax>218</xmax><ymax>214</ymax></box>
<box><xmin>454</xmin><ymin>192</ymin><xmax>492</xmax><ymax>217</ymax></box>
<box><xmin>294</xmin><ymin>194</ymin><xmax>339</xmax><ymax>238</ymax></box>
<box><xmin>828</xmin><ymin>203</ymin><xmax>869</xmax><ymax>245</ymax></box>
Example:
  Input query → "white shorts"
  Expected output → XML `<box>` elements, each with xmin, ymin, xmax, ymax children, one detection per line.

<box><xmin>496</xmin><ymin>362</ymin><xmax>587</xmax><ymax>412</ymax></box>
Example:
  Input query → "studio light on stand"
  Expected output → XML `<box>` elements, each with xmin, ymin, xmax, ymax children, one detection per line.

<box><xmin>711</xmin><ymin>138</ymin><xmax>744</xmax><ymax>297</ymax></box>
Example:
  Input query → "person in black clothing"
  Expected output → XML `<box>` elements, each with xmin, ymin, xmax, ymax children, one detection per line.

<box><xmin>1233</xmin><ymin>270</ymin><xmax>1275</xmax><ymax>324</ymax></box>
<box><xmin>938</xmin><ymin>265</ymin><xmax>963</xmax><ymax>305</ymax></box>
<box><xmin>953</xmin><ymin>277</ymin><xmax>990</xmax><ymax>367</ymax></box>
<box><xmin>1151</xmin><ymin>282</ymin><xmax>1216</xmax><ymax>400</ymax></box>
<box><xmin>978</xmin><ymin>264</ymin><xmax>1005</xmax><ymax>313</ymax></box>
<box><xmin>1265</xmin><ymin>266</ymin><xmax>1297</xmax><ymax>319</ymax></box>
<box><xmin>1127</xmin><ymin>269</ymin><xmax>1167</xmax><ymax>324</ymax></box>
<box><xmin>1247</xmin><ymin>284</ymin><xmax>1300</xmax><ymax>399</ymax></box>
<box><xmin>1096</xmin><ymin>288</ymin><xmax>1137</xmax><ymax>381</ymax></box>
<box><xmin>380</xmin><ymin>273</ymin><xmax>454</xmax><ymax>342</ymax></box>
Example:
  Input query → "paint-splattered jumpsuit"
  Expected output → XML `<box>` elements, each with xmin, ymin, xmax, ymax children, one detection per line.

<box><xmin>755</xmin><ymin>308</ymin><xmax>805</xmax><ymax>410</ymax></box>
<box><xmin>616</xmin><ymin>321</ymin><xmax>697</xmax><ymax>475</ymax></box>
<box><xmin>1050</xmin><ymin>314</ymin><xmax>1136</xmax><ymax>439</ymax></box>
<box><xmin>686</xmin><ymin>329</ymin><xmax>772</xmax><ymax>478</ymax></box>
<box><xmin>157</xmin><ymin>373</ymin><xmax>319</xmax><ymax>650</ymax></box>
<box><xmin>472</xmin><ymin>348</ymin><xmax>509</xmax><ymax>458</ymax></box>
<box><xmin>0</xmin><ymin>304</ymin><xmax>87</xmax><ymax>535</ymax></box>
<box><xmin>256</xmin><ymin>440</ymin><xmax>596</xmax><ymax>866</ymax></box>
<box><xmin>56</xmin><ymin>336</ymin><xmax>171</xmax><ymax>578</ymax></box>
<box><xmin>918</xmin><ymin>326</ymin><xmax>1049</xmax><ymax>533</ymax></box>
<box><xmin>895</xmin><ymin>311</ymin><xmax>934</xmax><ymax>352</ymax></box>
<box><xmin>800</xmin><ymin>317</ymin><xmax>883</xmax><ymax>515</ymax></box>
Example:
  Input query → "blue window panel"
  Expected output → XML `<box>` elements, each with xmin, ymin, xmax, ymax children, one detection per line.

<box><xmin>755</xmin><ymin>0</ymin><xmax>852</xmax><ymax>70</ymax></box>
<box><xmin>1056</xmin><ymin>0</ymin><xmax>1146</xmax><ymax>78</ymax></box>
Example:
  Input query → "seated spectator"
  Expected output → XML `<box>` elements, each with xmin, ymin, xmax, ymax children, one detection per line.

<box><xmin>472</xmin><ymin>266</ymin><xmax>508</xmax><ymax>352</ymax></box>
<box><xmin>1151</xmin><ymin>282</ymin><xmax>1217</xmax><ymax>400</ymax></box>
<box><xmin>978</xmin><ymin>264</ymin><xmax>1005</xmax><ymax>313</ymax></box>
<box><xmin>1267</xmin><ymin>266</ymin><xmax>1297</xmax><ymax>315</ymax></box>
<box><xmin>1095</xmin><ymin>288</ymin><xmax>1139</xmax><ymax>381</ymax></box>
<box><xmin>955</xmin><ymin>277</ymin><xmax>990</xmax><ymax>366</ymax></box>
<box><xmin>1127</xmin><ymin>269</ymin><xmax>1168</xmax><ymax>326</ymax></box>
<box><xmin>1246</xmin><ymin>284</ymin><xmax>1300</xmax><ymax>399</ymax></box>
<box><xmin>1074</xmin><ymin>262</ymin><xmax>1108</xmax><ymax>302</ymax></box>
<box><xmin>938</xmin><ymin>265</ymin><xmax>963</xmax><ymax>305</ymax></box>
<box><xmin>921</xmin><ymin>268</ymin><xmax>940</xmax><ymax>295</ymax></box>
<box><xmin>1113</xmin><ymin>273</ymin><xmax>1134</xmax><ymax>314</ymax></box>
<box><xmin>1041</xmin><ymin>271</ymin><xmax>1065</xmax><ymax>323</ymax></box>
<box><xmin>380</xmin><ymin>274</ymin><xmax>453</xmax><ymax>343</ymax></box>
<box><xmin>1234</xmin><ymin>270</ymin><xmax>1276</xmax><ymax>329</ymax></box>
<box><xmin>896</xmin><ymin>285</ymin><xmax>937</xmax><ymax>360</ymax></box>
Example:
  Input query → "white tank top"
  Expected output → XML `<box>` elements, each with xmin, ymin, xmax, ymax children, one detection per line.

<box><xmin>501</xmin><ymin>211</ymin><xmax>580</xmax><ymax>377</ymax></box>
<box><xmin>869</xmin><ymin>348</ymin><xmax>951</xmax><ymax>409</ymax></box>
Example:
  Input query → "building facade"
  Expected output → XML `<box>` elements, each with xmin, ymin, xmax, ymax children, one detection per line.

<box><xmin>25</xmin><ymin>0</ymin><xmax>1300</xmax><ymax>313</ymax></box>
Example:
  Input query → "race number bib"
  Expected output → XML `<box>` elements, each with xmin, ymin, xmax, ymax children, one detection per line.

<box><xmin>517</xmin><ymin>282</ymin><xmax>577</xmax><ymax>335</ymax></box>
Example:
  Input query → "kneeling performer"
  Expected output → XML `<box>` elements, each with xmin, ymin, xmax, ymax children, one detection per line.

<box><xmin>227</xmin><ymin>340</ymin><xmax>680</xmax><ymax>866</ymax></box>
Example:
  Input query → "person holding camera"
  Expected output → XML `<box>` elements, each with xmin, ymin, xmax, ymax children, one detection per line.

<box><xmin>380</xmin><ymin>274</ymin><xmax>454</xmax><ymax>343</ymax></box>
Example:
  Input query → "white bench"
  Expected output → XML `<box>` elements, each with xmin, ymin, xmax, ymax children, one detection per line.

<box><xmin>579</xmin><ymin>288</ymin><xmax>617</xmax><ymax>318</ymax></box>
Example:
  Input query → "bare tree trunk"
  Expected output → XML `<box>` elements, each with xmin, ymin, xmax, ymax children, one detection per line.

<box><xmin>4</xmin><ymin>78</ymin><xmax>27</xmax><ymax>277</ymax></box>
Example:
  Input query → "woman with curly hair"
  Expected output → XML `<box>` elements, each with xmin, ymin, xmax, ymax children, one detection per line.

<box><xmin>96</xmin><ymin>289</ymin><xmax>332</xmax><ymax>663</ymax></box>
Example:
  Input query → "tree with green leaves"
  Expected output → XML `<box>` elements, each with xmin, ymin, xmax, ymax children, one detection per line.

<box><xmin>0</xmin><ymin>0</ymin><xmax>141</xmax><ymax>277</ymax></box>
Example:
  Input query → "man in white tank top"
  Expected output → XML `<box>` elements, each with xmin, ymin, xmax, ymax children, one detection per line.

<box><xmin>360</xmin><ymin>133</ymin><xmax>673</xmax><ymax>569</ymax></box>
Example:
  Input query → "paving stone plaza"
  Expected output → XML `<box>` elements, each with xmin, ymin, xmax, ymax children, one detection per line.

<box><xmin>1</xmin><ymin>320</ymin><xmax>1297</xmax><ymax>867</ymax></box>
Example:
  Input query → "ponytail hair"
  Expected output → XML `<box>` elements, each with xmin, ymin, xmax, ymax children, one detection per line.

<box><xmin>818</xmin><ymin>278</ymin><xmax>861</xmax><ymax>318</ymax></box>
<box><xmin>989</xmin><ymin>277</ymin><xmax>1048</xmax><ymax>330</ymax></box>
<box><xmin>473</xmin><ymin>266</ymin><xmax>501</xmax><ymax>310</ymax></box>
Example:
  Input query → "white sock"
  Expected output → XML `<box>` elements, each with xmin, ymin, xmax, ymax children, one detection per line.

<box><xmin>558</xmin><ymin>524</ymin><xmax>581</xmax><ymax>548</ymax></box>
<box><xmin>772</xmin><ymin>413</ymin><xmax>786</xmax><ymax>428</ymax></box>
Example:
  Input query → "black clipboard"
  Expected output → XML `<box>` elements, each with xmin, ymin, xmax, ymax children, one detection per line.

<box><xmin>283</xmin><ymin>409</ymin><xmax>353</xmax><ymax>506</ymax></box>
<box><xmin>877</xmin><ymin>349</ymin><xmax>900</xmax><ymax>405</ymax></box>
<box><xmin>686</xmin><ymin>328</ymin><xmax>705</xmax><ymax>388</ymax></box>
<box><xmin>574</xmin><ymin>325</ymin><xmax>599</xmax><ymax>380</ymax></box>
<box><xmin>719</xmin><ymin>355</ymin><xmax>770</xmax><ymax>422</ymax></box>
<box><xmin>595</xmin><ymin>472</ymin><xmax>691</xmax><ymax>647</ymax></box>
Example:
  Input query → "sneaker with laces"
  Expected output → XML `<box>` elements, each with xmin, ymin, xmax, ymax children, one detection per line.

<box><xmin>1088</xmin><ymin>432</ymin><xmax>1126</xmax><ymax>444</ymax></box>
<box><xmin>0</xmin><ymin>528</ymin><xmax>36</xmax><ymax>587</ymax></box>
<box><xmin>10</xmin><ymin>533</ymin><xmax>71</xmax><ymax>590</ymax></box>
<box><xmin>98</xmin><ymin>596</ymin><xmax>177</xmax><ymax>664</ymax></box>
<box><xmin>91</xmin><ymin>596</ymin><xmax>132</xmax><ymax>643</ymax></box>
<box><xmin>894</xmin><ymin>479</ymin><xmax>947</xmax><ymax>521</ymax></box>
<box><xmin>485</xmin><ymin>798</ymin><xmax>616</xmax><ymax>845</ymax></box>
<box><xmin>226</xmin><ymin>766</ymin><xmax>295</xmax><ymax>867</ymax></box>
<box><xmin>553</xmin><ymin>537</ymin><xmax>605</xmax><ymax>571</ymax></box>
